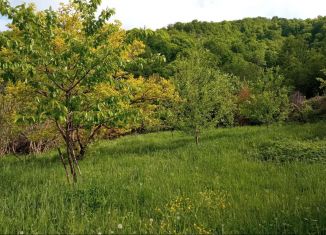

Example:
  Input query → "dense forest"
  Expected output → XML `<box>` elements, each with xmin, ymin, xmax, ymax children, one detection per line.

<box><xmin>127</xmin><ymin>17</ymin><xmax>326</xmax><ymax>98</ymax></box>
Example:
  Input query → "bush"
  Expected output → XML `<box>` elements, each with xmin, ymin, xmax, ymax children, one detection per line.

<box><xmin>289</xmin><ymin>96</ymin><xmax>326</xmax><ymax>122</ymax></box>
<box><xmin>306</xmin><ymin>96</ymin><xmax>326</xmax><ymax>116</ymax></box>
<box><xmin>0</xmin><ymin>82</ymin><xmax>60</xmax><ymax>155</ymax></box>
<box><xmin>289</xmin><ymin>102</ymin><xmax>314</xmax><ymax>122</ymax></box>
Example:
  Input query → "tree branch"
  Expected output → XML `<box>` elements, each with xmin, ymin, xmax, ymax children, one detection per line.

<box><xmin>87</xmin><ymin>124</ymin><xmax>103</xmax><ymax>143</ymax></box>
<box><xmin>68</xmin><ymin>49</ymin><xmax>114</xmax><ymax>93</ymax></box>
<box><xmin>45</xmin><ymin>65</ymin><xmax>66</xmax><ymax>92</ymax></box>
<box><xmin>55</xmin><ymin>120</ymin><xmax>66</xmax><ymax>140</ymax></box>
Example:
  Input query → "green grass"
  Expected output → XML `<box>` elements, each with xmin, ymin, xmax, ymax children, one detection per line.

<box><xmin>1</xmin><ymin>122</ymin><xmax>326</xmax><ymax>234</ymax></box>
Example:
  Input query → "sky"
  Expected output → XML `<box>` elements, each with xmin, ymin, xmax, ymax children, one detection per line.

<box><xmin>1</xmin><ymin>0</ymin><xmax>326</xmax><ymax>30</ymax></box>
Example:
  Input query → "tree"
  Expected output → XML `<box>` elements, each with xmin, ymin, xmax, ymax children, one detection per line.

<box><xmin>239</xmin><ymin>69</ymin><xmax>290</xmax><ymax>125</ymax></box>
<box><xmin>278</xmin><ymin>36</ymin><xmax>326</xmax><ymax>97</ymax></box>
<box><xmin>126</xmin><ymin>74</ymin><xmax>180</xmax><ymax>132</ymax></box>
<box><xmin>0</xmin><ymin>0</ymin><xmax>136</xmax><ymax>183</ymax></box>
<box><xmin>173</xmin><ymin>49</ymin><xmax>238</xmax><ymax>145</ymax></box>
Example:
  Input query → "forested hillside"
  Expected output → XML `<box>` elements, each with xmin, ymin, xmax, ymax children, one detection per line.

<box><xmin>127</xmin><ymin>17</ymin><xmax>326</xmax><ymax>97</ymax></box>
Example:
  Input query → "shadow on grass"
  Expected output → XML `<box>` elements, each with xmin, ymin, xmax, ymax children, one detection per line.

<box><xmin>1</xmin><ymin>128</ymin><xmax>257</xmax><ymax>167</ymax></box>
<box><xmin>1</xmin><ymin>132</ymin><xmax>194</xmax><ymax>167</ymax></box>
<box><xmin>90</xmin><ymin>135</ymin><xmax>194</xmax><ymax>159</ymax></box>
<box><xmin>90</xmin><ymin>127</ymin><xmax>254</xmax><ymax>159</ymax></box>
<box><xmin>0</xmin><ymin>151</ymin><xmax>60</xmax><ymax>168</ymax></box>
<box><xmin>199</xmin><ymin>127</ymin><xmax>262</xmax><ymax>143</ymax></box>
<box><xmin>7</xmin><ymin>122</ymin><xmax>323</xmax><ymax>166</ymax></box>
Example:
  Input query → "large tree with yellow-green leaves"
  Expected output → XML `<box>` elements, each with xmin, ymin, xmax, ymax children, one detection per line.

<box><xmin>0</xmin><ymin>0</ymin><xmax>145</xmax><ymax>182</ymax></box>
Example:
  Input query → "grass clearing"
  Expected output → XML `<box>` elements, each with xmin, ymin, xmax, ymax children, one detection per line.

<box><xmin>0</xmin><ymin>122</ymin><xmax>325</xmax><ymax>234</ymax></box>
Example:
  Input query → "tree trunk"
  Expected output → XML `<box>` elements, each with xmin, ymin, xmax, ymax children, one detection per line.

<box><xmin>77</xmin><ymin>145</ymin><xmax>86</xmax><ymax>160</ymax></box>
<box><xmin>71</xmin><ymin>146</ymin><xmax>82</xmax><ymax>175</ymax></box>
<box><xmin>76</xmin><ymin>127</ymin><xmax>87</xmax><ymax>160</ymax></box>
<box><xmin>58</xmin><ymin>148</ymin><xmax>70</xmax><ymax>184</ymax></box>
<box><xmin>195</xmin><ymin>128</ymin><xmax>199</xmax><ymax>145</ymax></box>
<box><xmin>65</xmin><ymin>108</ymin><xmax>77</xmax><ymax>183</ymax></box>
<box><xmin>66</xmin><ymin>131</ymin><xmax>77</xmax><ymax>183</ymax></box>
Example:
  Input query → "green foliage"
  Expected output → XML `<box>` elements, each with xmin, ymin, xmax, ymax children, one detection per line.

<box><xmin>0</xmin><ymin>1</ymin><xmax>127</xmax><ymax>126</ymax></box>
<box><xmin>289</xmin><ymin>102</ymin><xmax>314</xmax><ymax>122</ymax></box>
<box><xmin>130</xmin><ymin>17</ymin><xmax>326</xmax><ymax>97</ymax></box>
<box><xmin>0</xmin><ymin>0</ymin><xmax>142</xmax><ymax>181</ymax></box>
<box><xmin>0</xmin><ymin>81</ymin><xmax>59</xmax><ymax>154</ymax></box>
<box><xmin>279</xmin><ymin>36</ymin><xmax>326</xmax><ymax>97</ymax></box>
<box><xmin>239</xmin><ymin>69</ymin><xmax>290</xmax><ymax>124</ymax></box>
<box><xmin>317</xmin><ymin>77</ymin><xmax>326</xmax><ymax>94</ymax></box>
<box><xmin>289</xmin><ymin>90</ymin><xmax>326</xmax><ymax>122</ymax></box>
<box><xmin>173</xmin><ymin>49</ymin><xmax>239</xmax><ymax>142</ymax></box>
<box><xmin>124</xmin><ymin>28</ymin><xmax>195</xmax><ymax>78</ymax></box>
<box><xmin>305</xmin><ymin>96</ymin><xmax>326</xmax><ymax>119</ymax></box>
<box><xmin>125</xmin><ymin>75</ymin><xmax>180</xmax><ymax>132</ymax></box>
<box><xmin>317</xmin><ymin>69</ymin><xmax>326</xmax><ymax>94</ymax></box>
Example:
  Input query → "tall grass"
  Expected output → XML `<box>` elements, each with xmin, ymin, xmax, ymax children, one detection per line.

<box><xmin>0</xmin><ymin>122</ymin><xmax>325</xmax><ymax>234</ymax></box>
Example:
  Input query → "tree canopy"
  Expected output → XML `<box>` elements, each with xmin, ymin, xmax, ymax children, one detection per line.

<box><xmin>128</xmin><ymin>17</ymin><xmax>326</xmax><ymax>98</ymax></box>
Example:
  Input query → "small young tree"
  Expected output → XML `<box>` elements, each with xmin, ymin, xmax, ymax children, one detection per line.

<box><xmin>173</xmin><ymin>49</ymin><xmax>238</xmax><ymax>145</ymax></box>
<box><xmin>0</xmin><ymin>0</ymin><xmax>136</xmax><ymax>182</ymax></box>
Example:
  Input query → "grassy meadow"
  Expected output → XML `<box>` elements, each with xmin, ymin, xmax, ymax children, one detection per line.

<box><xmin>0</xmin><ymin>122</ymin><xmax>326</xmax><ymax>234</ymax></box>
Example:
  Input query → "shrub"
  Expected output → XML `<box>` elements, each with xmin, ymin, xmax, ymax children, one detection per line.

<box><xmin>289</xmin><ymin>102</ymin><xmax>314</xmax><ymax>122</ymax></box>
<box><xmin>289</xmin><ymin>96</ymin><xmax>326</xmax><ymax>122</ymax></box>
<box><xmin>0</xmin><ymin>82</ymin><xmax>60</xmax><ymax>155</ymax></box>
<box><xmin>306</xmin><ymin>96</ymin><xmax>326</xmax><ymax>116</ymax></box>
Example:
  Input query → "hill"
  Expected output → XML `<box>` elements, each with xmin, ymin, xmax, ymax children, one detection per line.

<box><xmin>127</xmin><ymin>17</ymin><xmax>326</xmax><ymax>97</ymax></box>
